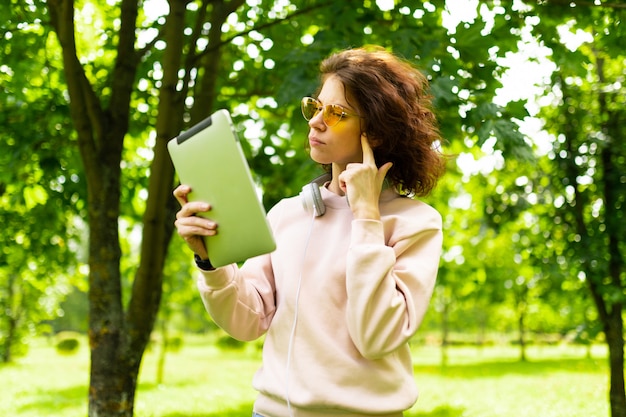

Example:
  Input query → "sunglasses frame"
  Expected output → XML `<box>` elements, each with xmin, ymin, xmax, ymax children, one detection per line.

<box><xmin>301</xmin><ymin>97</ymin><xmax>362</xmax><ymax>127</ymax></box>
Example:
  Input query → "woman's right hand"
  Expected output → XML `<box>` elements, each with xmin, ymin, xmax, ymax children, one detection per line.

<box><xmin>173</xmin><ymin>184</ymin><xmax>218</xmax><ymax>260</ymax></box>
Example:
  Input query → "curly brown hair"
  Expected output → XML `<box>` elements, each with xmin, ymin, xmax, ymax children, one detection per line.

<box><xmin>317</xmin><ymin>46</ymin><xmax>446</xmax><ymax>197</ymax></box>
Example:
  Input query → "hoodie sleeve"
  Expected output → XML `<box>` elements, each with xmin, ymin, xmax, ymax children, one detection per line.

<box><xmin>194</xmin><ymin>203</ymin><xmax>286</xmax><ymax>342</ymax></box>
<box><xmin>196</xmin><ymin>253</ymin><xmax>276</xmax><ymax>341</ymax></box>
<box><xmin>345</xmin><ymin>204</ymin><xmax>442</xmax><ymax>359</ymax></box>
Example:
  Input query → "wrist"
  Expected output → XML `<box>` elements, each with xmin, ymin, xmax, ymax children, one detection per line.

<box><xmin>351</xmin><ymin>204</ymin><xmax>381</xmax><ymax>220</ymax></box>
<box><xmin>194</xmin><ymin>254</ymin><xmax>215</xmax><ymax>271</ymax></box>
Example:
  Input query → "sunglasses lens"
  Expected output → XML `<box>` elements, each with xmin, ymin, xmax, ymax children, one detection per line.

<box><xmin>301</xmin><ymin>98</ymin><xmax>319</xmax><ymax>121</ymax></box>
<box><xmin>323</xmin><ymin>105</ymin><xmax>344</xmax><ymax>127</ymax></box>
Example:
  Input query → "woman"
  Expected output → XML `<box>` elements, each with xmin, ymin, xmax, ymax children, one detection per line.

<box><xmin>174</xmin><ymin>46</ymin><xmax>446</xmax><ymax>417</ymax></box>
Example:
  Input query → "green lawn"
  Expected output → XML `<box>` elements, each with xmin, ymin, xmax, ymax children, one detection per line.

<box><xmin>0</xmin><ymin>335</ymin><xmax>609</xmax><ymax>417</ymax></box>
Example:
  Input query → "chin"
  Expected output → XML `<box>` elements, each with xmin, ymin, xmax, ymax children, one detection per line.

<box><xmin>310</xmin><ymin>152</ymin><xmax>331</xmax><ymax>165</ymax></box>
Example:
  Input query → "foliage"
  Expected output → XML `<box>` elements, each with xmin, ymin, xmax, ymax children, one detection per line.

<box><xmin>427</xmin><ymin>2</ymin><xmax>626</xmax><ymax>411</ymax></box>
<box><xmin>0</xmin><ymin>2</ymin><xmax>86</xmax><ymax>362</ymax></box>
<box><xmin>216</xmin><ymin>334</ymin><xmax>246</xmax><ymax>350</ymax></box>
<box><xmin>475</xmin><ymin>1</ymin><xmax>625</xmax><ymax>414</ymax></box>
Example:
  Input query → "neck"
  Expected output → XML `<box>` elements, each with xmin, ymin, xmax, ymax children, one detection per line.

<box><xmin>329</xmin><ymin>164</ymin><xmax>347</xmax><ymax>196</ymax></box>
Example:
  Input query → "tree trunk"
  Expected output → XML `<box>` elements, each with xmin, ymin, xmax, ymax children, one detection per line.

<box><xmin>156</xmin><ymin>319</ymin><xmax>169</xmax><ymax>385</ymax></box>
<box><xmin>440</xmin><ymin>291</ymin><xmax>449</xmax><ymax>367</ymax></box>
<box><xmin>606</xmin><ymin>311</ymin><xmax>626</xmax><ymax>417</ymax></box>
<box><xmin>1</xmin><ymin>273</ymin><xmax>19</xmax><ymax>363</ymax></box>
<box><xmin>595</xmin><ymin>54</ymin><xmax>626</xmax><ymax>417</ymax></box>
<box><xmin>515</xmin><ymin>286</ymin><xmax>528</xmax><ymax>362</ymax></box>
<box><xmin>86</xmin><ymin>163</ymin><xmax>128</xmax><ymax>415</ymax></box>
<box><xmin>48</xmin><ymin>1</ymin><xmax>144</xmax><ymax>415</ymax></box>
<box><xmin>517</xmin><ymin>305</ymin><xmax>527</xmax><ymax>362</ymax></box>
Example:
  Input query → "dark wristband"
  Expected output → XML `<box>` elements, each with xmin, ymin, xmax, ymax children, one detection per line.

<box><xmin>194</xmin><ymin>254</ymin><xmax>215</xmax><ymax>271</ymax></box>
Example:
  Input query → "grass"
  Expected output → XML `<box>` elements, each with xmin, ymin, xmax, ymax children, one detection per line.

<box><xmin>0</xmin><ymin>335</ymin><xmax>609</xmax><ymax>417</ymax></box>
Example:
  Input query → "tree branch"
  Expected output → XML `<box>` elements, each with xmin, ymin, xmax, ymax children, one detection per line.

<box><xmin>196</xmin><ymin>1</ymin><xmax>333</xmax><ymax>62</ymax></box>
<box><xmin>126</xmin><ymin>0</ymin><xmax>188</xmax><ymax>355</ymax></box>
<box><xmin>109</xmin><ymin>0</ymin><xmax>140</xmax><ymax>148</ymax></box>
<box><xmin>47</xmin><ymin>0</ymin><xmax>103</xmax><ymax>164</ymax></box>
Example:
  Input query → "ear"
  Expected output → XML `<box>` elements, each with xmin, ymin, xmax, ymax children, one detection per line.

<box><xmin>362</xmin><ymin>132</ymin><xmax>383</xmax><ymax>149</ymax></box>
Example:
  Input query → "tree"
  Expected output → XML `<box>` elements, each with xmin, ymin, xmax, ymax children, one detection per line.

<box><xmin>508</xmin><ymin>1</ymin><xmax>626</xmax><ymax>415</ymax></box>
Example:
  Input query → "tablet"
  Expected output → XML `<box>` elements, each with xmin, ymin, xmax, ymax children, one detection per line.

<box><xmin>168</xmin><ymin>109</ymin><xmax>276</xmax><ymax>267</ymax></box>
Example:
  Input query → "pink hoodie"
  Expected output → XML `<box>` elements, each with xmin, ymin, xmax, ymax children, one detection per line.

<box><xmin>196</xmin><ymin>185</ymin><xmax>442</xmax><ymax>417</ymax></box>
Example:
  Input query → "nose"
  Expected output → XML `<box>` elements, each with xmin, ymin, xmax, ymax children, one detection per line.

<box><xmin>308</xmin><ymin>109</ymin><xmax>326</xmax><ymax>130</ymax></box>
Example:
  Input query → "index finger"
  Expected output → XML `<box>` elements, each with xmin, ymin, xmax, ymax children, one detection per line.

<box><xmin>173</xmin><ymin>184</ymin><xmax>196</xmax><ymax>207</ymax></box>
<box><xmin>361</xmin><ymin>134</ymin><xmax>376</xmax><ymax>166</ymax></box>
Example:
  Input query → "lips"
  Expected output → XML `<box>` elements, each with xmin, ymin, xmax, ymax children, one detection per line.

<box><xmin>309</xmin><ymin>136</ymin><xmax>324</xmax><ymax>146</ymax></box>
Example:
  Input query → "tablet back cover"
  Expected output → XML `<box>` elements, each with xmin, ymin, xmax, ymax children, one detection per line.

<box><xmin>167</xmin><ymin>110</ymin><xmax>276</xmax><ymax>267</ymax></box>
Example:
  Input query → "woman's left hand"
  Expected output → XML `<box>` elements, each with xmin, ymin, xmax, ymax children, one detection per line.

<box><xmin>339</xmin><ymin>134</ymin><xmax>392</xmax><ymax>220</ymax></box>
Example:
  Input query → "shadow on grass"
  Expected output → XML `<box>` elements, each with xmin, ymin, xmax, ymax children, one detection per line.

<box><xmin>407</xmin><ymin>405</ymin><xmax>467</xmax><ymax>417</ymax></box>
<box><xmin>157</xmin><ymin>403</ymin><xmax>465</xmax><ymax>417</ymax></box>
<box><xmin>137</xmin><ymin>379</ymin><xmax>200</xmax><ymax>392</ymax></box>
<box><xmin>16</xmin><ymin>385</ymin><xmax>87</xmax><ymax>415</ymax></box>
<box><xmin>157</xmin><ymin>403</ymin><xmax>467</xmax><ymax>417</ymax></box>
<box><xmin>414</xmin><ymin>356</ymin><xmax>606</xmax><ymax>379</ymax></box>
<box><xmin>160</xmin><ymin>401</ymin><xmax>255</xmax><ymax>417</ymax></box>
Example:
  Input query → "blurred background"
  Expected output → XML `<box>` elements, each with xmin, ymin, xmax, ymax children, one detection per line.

<box><xmin>1</xmin><ymin>0</ymin><xmax>624</xmax><ymax>416</ymax></box>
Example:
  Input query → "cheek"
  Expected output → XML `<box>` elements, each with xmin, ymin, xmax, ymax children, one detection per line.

<box><xmin>329</xmin><ymin>122</ymin><xmax>361</xmax><ymax>149</ymax></box>
<box><xmin>328</xmin><ymin>124</ymin><xmax>362</xmax><ymax>160</ymax></box>
<box><xmin>329</xmin><ymin>121</ymin><xmax>357</xmax><ymax>135</ymax></box>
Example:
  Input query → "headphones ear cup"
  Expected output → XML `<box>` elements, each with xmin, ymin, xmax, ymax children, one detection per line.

<box><xmin>300</xmin><ymin>183</ymin><xmax>325</xmax><ymax>217</ymax></box>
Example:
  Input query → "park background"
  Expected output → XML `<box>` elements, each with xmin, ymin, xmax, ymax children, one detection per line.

<box><xmin>0</xmin><ymin>0</ymin><xmax>624</xmax><ymax>416</ymax></box>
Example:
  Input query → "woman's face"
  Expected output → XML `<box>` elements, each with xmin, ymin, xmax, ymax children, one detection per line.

<box><xmin>307</xmin><ymin>75</ymin><xmax>363</xmax><ymax>169</ymax></box>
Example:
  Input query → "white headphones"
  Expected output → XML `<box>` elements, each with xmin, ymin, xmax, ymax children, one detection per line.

<box><xmin>300</xmin><ymin>173</ymin><xmax>331</xmax><ymax>217</ymax></box>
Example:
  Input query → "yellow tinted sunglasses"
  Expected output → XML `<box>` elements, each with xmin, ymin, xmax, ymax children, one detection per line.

<box><xmin>301</xmin><ymin>97</ymin><xmax>362</xmax><ymax>127</ymax></box>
